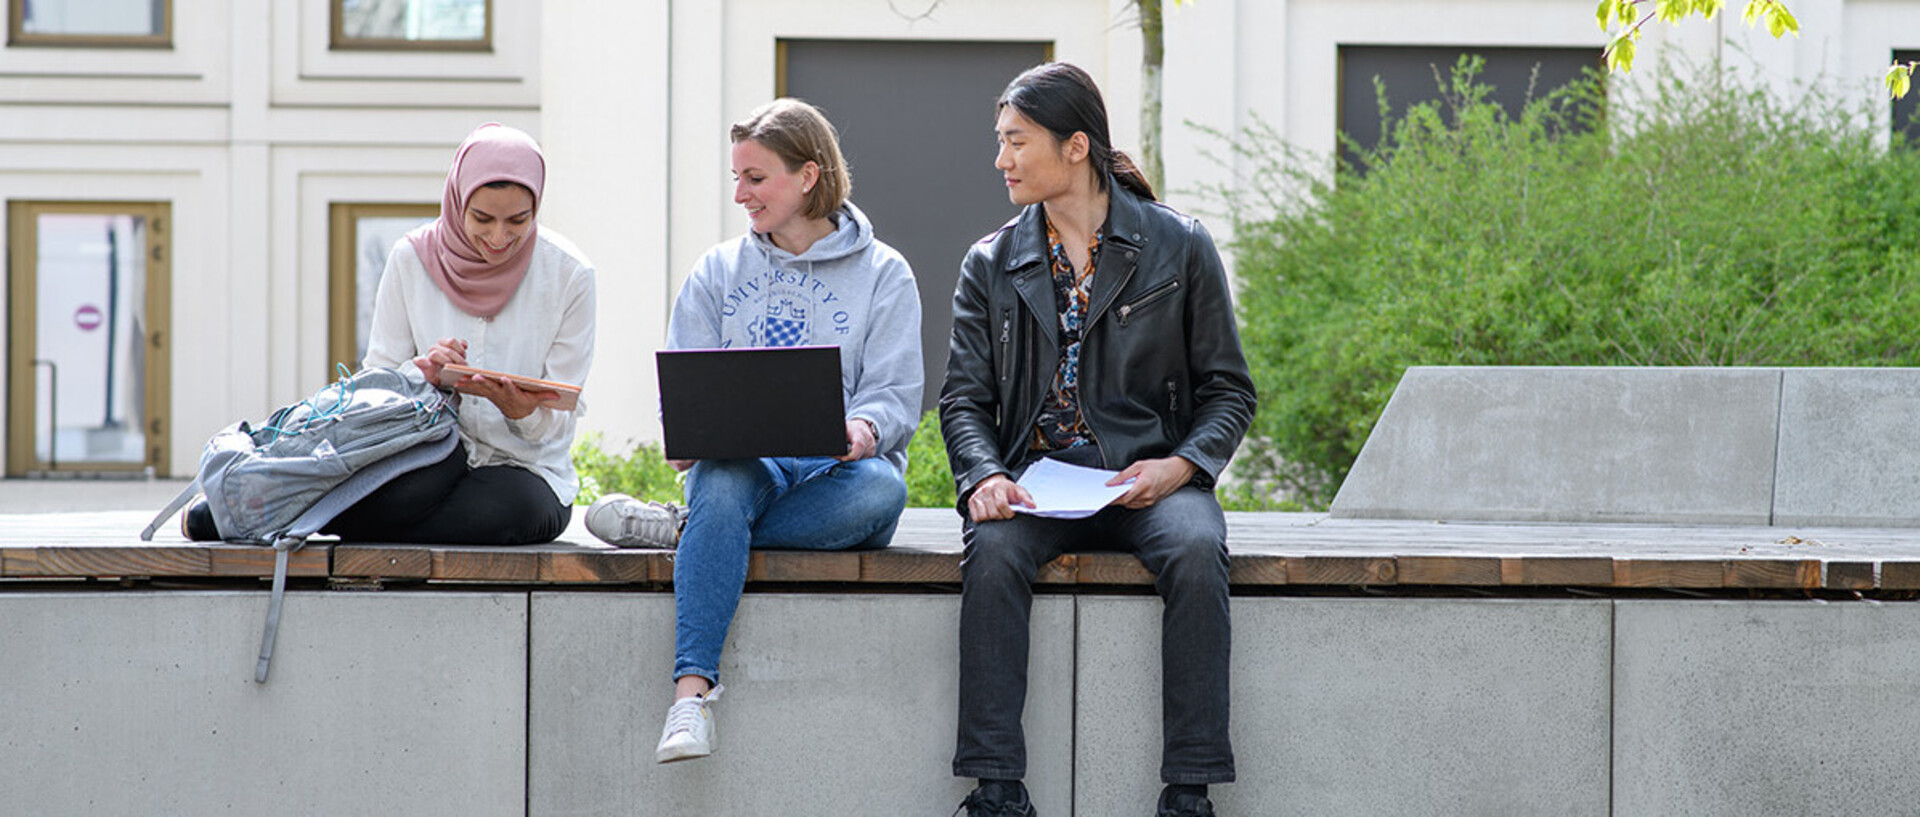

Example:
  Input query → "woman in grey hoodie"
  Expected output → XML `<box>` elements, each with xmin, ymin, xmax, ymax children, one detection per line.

<box><xmin>592</xmin><ymin>98</ymin><xmax>922</xmax><ymax>764</ymax></box>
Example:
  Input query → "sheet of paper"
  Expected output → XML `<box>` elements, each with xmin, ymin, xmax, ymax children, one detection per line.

<box><xmin>1012</xmin><ymin>458</ymin><xmax>1134</xmax><ymax>519</ymax></box>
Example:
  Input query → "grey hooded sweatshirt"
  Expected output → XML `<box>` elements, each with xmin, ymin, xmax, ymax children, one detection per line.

<box><xmin>666</xmin><ymin>202</ymin><xmax>923</xmax><ymax>472</ymax></box>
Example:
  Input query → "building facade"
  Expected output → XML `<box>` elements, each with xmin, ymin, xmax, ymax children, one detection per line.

<box><xmin>2</xmin><ymin>0</ymin><xmax>1913</xmax><ymax>478</ymax></box>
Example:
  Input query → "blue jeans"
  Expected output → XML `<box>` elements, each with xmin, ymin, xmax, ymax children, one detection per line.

<box><xmin>953</xmin><ymin>485</ymin><xmax>1235</xmax><ymax>785</ymax></box>
<box><xmin>673</xmin><ymin>456</ymin><xmax>907</xmax><ymax>684</ymax></box>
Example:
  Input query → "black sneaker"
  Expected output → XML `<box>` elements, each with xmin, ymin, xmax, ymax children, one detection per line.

<box><xmin>953</xmin><ymin>780</ymin><xmax>1037</xmax><ymax>817</ymax></box>
<box><xmin>1156</xmin><ymin>786</ymin><xmax>1216</xmax><ymax>817</ymax></box>
<box><xmin>180</xmin><ymin>497</ymin><xmax>221</xmax><ymax>542</ymax></box>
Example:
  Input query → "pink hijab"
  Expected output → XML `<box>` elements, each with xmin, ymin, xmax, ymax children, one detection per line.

<box><xmin>407</xmin><ymin>123</ymin><xmax>546</xmax><ymax>318</ymax></box>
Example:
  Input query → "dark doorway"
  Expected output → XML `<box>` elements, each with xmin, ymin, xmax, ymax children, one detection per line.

<box><xmin>1337</xmin><ymin>45</ymin><xmax>1602</xmax><ymax>173</ymax></box>
<box><xmin>780</xmin><ymin>38</ymin><xmax>1052</xmax><ymax>413</ymax></box>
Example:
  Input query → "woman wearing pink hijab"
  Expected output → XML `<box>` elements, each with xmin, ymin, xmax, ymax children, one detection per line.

<box><xmin>183</xmin><ymin>123</ymin><xmax>596</xmax><ymax>544</ymax></box>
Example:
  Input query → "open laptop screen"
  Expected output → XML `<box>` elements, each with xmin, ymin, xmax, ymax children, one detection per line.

<box><xmin>655</xmin><ymin>346</ymin><xmax>847</xmax><ymax>460</ymax></box>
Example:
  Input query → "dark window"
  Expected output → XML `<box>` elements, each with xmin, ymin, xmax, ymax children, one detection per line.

<box><xmin>780</xmin><ymin>39</ymin><xmax>1052</xmax><ymax>413</ymax></box>
<box><xmin>1338</xmin><ymin>45</ymin><xmax>1602</xmax><ymax>173</ymax></box>
<box><xmin>1895</xmin><ymin>50</ymin><xmax>1920</xmax><ymax>147</ymax></box>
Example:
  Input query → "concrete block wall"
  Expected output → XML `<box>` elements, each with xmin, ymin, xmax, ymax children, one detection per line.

<box><xmin>528</xmin><ymin>594</ymin><xmax>1075</xmax><ymax>816</ymax></box>
<box><xmin>1333</xmin><ymin>367</ymin><xmax>1920</xmax><ymax>526</ymax></box>
<box><xmin>0</xmin><ymin>592</ymin><xmax>527</xmax><ymax>816</ymax></box>
<box><xmin>7</xmin><ymin>590</ymin><xmax>1920</xmax><ymax>815</ymax></box>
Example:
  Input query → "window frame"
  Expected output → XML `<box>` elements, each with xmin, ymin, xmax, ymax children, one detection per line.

<box><xmin>6</xmin><ymin>200</ymin><xmax>172</xmax><ymax>477</ymax></box>
<box><xmin>1895</xmin><ymin>50</ymin><xmax>1920</xmax><ymax>148</ymax></box>
<box><xmin>6</xmin><ymin>0</ymin><xmax>172</xmax><ymax>48</ymax></box>
<box><xmin>329</xmin><ymin>0</ymin><xmax>492</xmax><ymax>52</ymax></box>
<box><xmin>328</xmin><ymin>202</ymin><xmax>438</xmax><ymax>373</ymax></box>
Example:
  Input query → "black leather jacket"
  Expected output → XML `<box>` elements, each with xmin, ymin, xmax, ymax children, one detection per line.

<box><xmin>939</xmin><ymin>183</ymin><xmax>1257</xmax><ymax>507</ymax></box>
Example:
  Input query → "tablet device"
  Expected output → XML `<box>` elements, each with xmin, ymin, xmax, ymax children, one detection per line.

<box><xmin>656</xmin><ymin>346</ymin><xmax>847</xmax><ymax>460</ymax></box>
<box><xmin>438</xmin><ymin>364</ymin><xmax>581</xmax><ymax>411</ymax></box>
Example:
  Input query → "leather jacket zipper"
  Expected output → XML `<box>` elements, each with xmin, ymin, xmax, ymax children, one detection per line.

<box><xmin>1117</xmin><ymin>279</ymin><xmax>1180</xmax><ymax>327</ymax></box>
<box><xmin>998</xmin><ymin>309</ymin><xmax>1012</xmax><ymax>382</ymax></box>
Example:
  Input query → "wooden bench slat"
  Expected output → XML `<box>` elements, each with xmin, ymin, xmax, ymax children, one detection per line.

<box><xmin>1283</xmin><ymin>555</ymin><xmax>1396</xmax><ymax>585</ymax></box>
<box><xmin>1822</xmin><ymin>561</ymin><xmax>1876</xmax><ymax>591</ymax></box>
<box><xmin>333</xmin><ymin>546</ymin><xmax>435</xmax><ymax>579</ymax></box>
<box><xmin>1398</xmin><ymin>555</ymin><xmax>1502</xmax><ymax>585</ymax></box>
<box><xmin>1074</xmin><ymin>553</ymin><xmax>1155</xmax><ymax>585</ymax></box>
<box><xmin>1227</xmin><ymin>555</ymin><xmax>1288</xmax><ymax>585</ymax></box>
<box><xmin>431</xmin><ymin>550</ymin><xmax>541</xmax><ymax>582</ymax></box>
<box><xmin>540</xmin><ymin>550</ymin><xmax>661</xmax><ymax>583</ymax></box>
<box><xmin>1723</xmin><ymin>559</ymin><xmax>1821</xmax><ymax>589</ymax></box>
<box><xmin>1875</xmin><ymin>562</ymin><xmax>1920</xmax><ymax>589</ymax></box>
<box><xmin>748</xmin><ymin>551</ymin><xmax>860</xmax><ymax>583</ymax></box>
<box><xmin>209</xmin><ymin>545</ymin><xmax>330</xmax><ymax>578</ymax></box>
<box><xmin>1613</xmin><ymin>559</ymin><xmax>1726</xmax><ymax>588</ymax></box>
<box><xmin>861</xmin><ymin>550</ymin><xmax>962</xmax><ymax>583</ymax></box>
<box><xmin>4</xmin><ymin>546</ymin><xmax>211</xmax><ymax>577</ymax></box>
<box><xmin>1035</xmin><ymin>554</ymin><xmax>1077</xmax><ymax>584</ymax></box>
<box><xmin>1501</xmin><ymin>557</ymin><xmax>1615</xmax><ymax>586</ymax></box>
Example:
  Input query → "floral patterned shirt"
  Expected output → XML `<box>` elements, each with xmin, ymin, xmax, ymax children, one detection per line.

<box><xmin>1030</xmin><ymin>219</ymin><xmax>1104</xmax><ymax>453</ymax></box>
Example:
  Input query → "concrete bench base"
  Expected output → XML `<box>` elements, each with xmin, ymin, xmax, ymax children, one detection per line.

<box><xmin>8</xmin><ymin>590</ymin><xmax>1920</xmax><ymax>815</ymax></box>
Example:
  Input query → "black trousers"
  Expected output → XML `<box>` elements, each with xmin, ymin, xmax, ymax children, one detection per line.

<box><xmin>323</xmin><ymin>439</ymin><xmax>572</xmax><ymax>545</ymax></box>
<box><xmin>953</xmin><ymin>485</ymin><xmax>1235</xmax><ymax>785</ymax></box>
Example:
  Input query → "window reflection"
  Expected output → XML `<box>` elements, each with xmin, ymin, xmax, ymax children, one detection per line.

<box><xmin>12</xmin><ymin>0</ymin><xmax>168</xmax><ymax>43</ymax></box>
<box><xmin>33</xmin><ymin>213</ymin><xmax>149</xmax><ymax>466</ymax></box>
<box><xmin>336</xmin><ymin>0</ymin><xmax>486</xmax><ymax>47</ymax></box>
<box><xmin>330</xmin><ymin>203</ymin><xmax>436</xmax><ymax>373</ymax></box>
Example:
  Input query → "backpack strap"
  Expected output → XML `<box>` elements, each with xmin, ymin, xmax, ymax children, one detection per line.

<box><xmin>251</xmin><ymin>431</ymin><xmax>460</xmax><ymax>683</ymax></box>
<box><xmin>141</xmin><ymin>479</ymin><xmax>201</xmax><ymax>542</ymax></box>
<box><xmin>256</xmin><ymin>541</ymin><xmax>296</xmax><ymax>683</ymax></box>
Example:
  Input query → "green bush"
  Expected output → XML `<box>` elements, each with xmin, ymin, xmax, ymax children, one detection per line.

<box><xmin>574</xmin><ymin>413</ymin><xmax>959</xmax><ymax>509</ymax></box>
<box><xmin>572</xmin><ymin>431</ymin><xmax>684</xmax><ymax>506</ymax></box>
<box><xmin>905</xmin><ymin>410</ymin><xmax>958</xmax><ymax>509</ymax></box>
<box><xmin>1215</xmin><ymin>56</ymin><xmax>1920</xmax><ymax>508</ymax></box>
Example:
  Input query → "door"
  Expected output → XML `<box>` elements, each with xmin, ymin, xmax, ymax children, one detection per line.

<box><xmin>7</xmin><ymin>201</ymin><xmax>171</xmax><ymax>476</ymax></box>
<box><xmin>780</xmin><ymin>38</ymin><xmax>1052</xmax><ymax>413</ymax></box>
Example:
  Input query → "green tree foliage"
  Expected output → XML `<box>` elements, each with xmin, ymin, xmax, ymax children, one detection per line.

<box><xmin>1593</xmin><ymin>0</ymin><xmax>1913</xmax><ymax>99</ymax></box>
<box><xmin>1215</xmin><ymin>57</ymin><xmax>1920</xmax><ymax>507</ymax></box>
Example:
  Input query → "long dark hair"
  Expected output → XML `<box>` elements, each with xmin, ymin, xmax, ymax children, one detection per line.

<box><xmin>996</xmin><ymin>61</ymin><xmax>1156</xmax><ymax>202</ymax></box>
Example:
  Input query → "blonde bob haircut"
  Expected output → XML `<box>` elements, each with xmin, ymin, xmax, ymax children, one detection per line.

<box><xmin>730</xmin><ymin>98</ymin><xmax>852</xmax><ymax>221</ymax></box>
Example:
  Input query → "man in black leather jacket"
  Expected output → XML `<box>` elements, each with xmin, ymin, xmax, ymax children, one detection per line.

<box><xmin>942</xmin><ymin>62</ymin><xmax>1256</xmax><ymax>817</ymax></box>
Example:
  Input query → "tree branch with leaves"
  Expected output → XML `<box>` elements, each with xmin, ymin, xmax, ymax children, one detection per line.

<box><xmin>1597</xmin><ymin>0</ymin><xmax>1913</xmax><ymax>99</ymax></box>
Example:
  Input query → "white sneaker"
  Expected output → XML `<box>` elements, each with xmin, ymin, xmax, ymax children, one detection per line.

<box><xmin>655</xmin><ymin>684</ymin><xmax>723</xmax><ymax>764</ymax></box>
<box><xmin>585</xmin><ymin>493</ymin><xmax>685</xmax><ymax>548</ymax></box>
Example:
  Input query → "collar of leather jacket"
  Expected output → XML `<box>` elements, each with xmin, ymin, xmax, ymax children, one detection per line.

<box><xmin>999</xmin><ymin>175</ymin><xmax>1151</xmax><ymax>274</ymax></box>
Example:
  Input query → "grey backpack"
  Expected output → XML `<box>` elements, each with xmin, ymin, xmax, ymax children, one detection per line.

<box><xmin>142</xmin><ymin>365</ymin><xmax>459</xmax><ymax>682</ymax></box>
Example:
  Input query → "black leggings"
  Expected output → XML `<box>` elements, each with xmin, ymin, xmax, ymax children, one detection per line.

<box><xmin>323</xmin><ymin>439</ymin><xmax>572</xmax><ymax>545</ymax></box>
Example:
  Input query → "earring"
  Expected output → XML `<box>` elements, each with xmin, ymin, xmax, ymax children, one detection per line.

<box><xmin>802</xmin><ymin>185</ymin><xmax>813</xmax><ymax>194</ymax></box>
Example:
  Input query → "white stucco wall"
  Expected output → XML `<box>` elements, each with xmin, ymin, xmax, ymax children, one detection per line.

<box><xmin>0</xmin><ymin>0</ymin><xmax>1913</xmax><ymax>475</ymax></box>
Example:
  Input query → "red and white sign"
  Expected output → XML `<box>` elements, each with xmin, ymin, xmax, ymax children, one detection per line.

<box><xmin>74</xmin><ymin>304</ymin><xmax>103</xmax><ymax>331</ymax></box>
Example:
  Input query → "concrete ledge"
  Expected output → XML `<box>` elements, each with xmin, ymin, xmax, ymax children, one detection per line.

<box><xmin>529</xmin><ymin>593</ymin><xmax>1074</xmax><ymax>816</ymax></box>
<box><xmin>1613</xmin><ymin>601</ymin><xmax>1920</xmax><ymax>815</ymax></box>
<box><xmin>0</xmin><ymin>592</ymin><xmax>527</xmax><ymax>816</ymax></box>
<box><xmin>6</xmin><ymin>587</ymin><xmax>1920</xmax><ymax>815</ymax></box>
<box><xmin>1331</xmin><ymin>366</ymin><xmax>1782</xmax><ymax>524</ymax></box>
<box><xmin>1076</xmin><ymin>597</ymin><xmax>1612</xmax><ymax>816</ymax></box>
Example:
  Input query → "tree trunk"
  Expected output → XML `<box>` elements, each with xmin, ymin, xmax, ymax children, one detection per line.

<box><xmin>1139</xmin><ymin>0</ymin><xmax>1165</xmax><ymax>197</ymax></box>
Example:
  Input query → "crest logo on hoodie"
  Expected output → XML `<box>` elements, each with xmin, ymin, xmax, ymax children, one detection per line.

<box><xmin>762</xmin><ymin>298</ymin><xmax>808</xmax><ymax>347</ymax></box>
<box><xmin>742</xmin><ymin>267</ymin><xmax>853</xmax><ymax>346</ymax></box>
